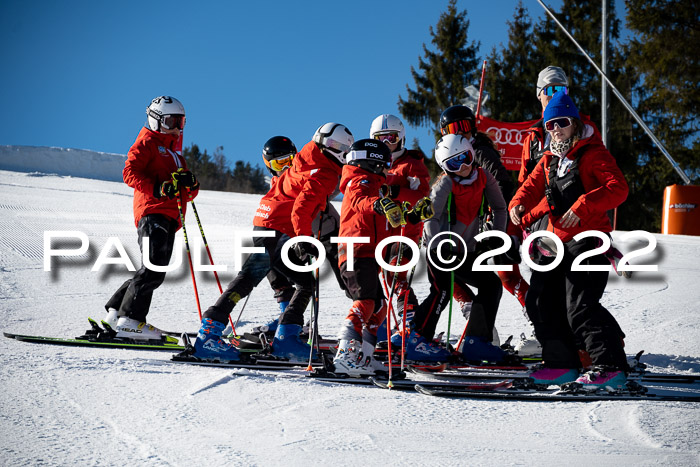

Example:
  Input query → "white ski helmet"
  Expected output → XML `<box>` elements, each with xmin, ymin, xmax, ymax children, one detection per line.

<box><xmin>146</xmin><ymin>96</ymin><xmax>186</xmax><ymax>132</ymax></box>
<box><xmin>313</xmin><ymin>122</ymin><xmax>354</xmax><ymax>165</ymax></box>
<box><xmin>434</xmin><ymin>134</ymin><xmax>476</xmax><ymax>173</ymax></box>
<box><xmin>369</xmin><ymin>114</ymin><xmax>406</xmax><ymax>161</ymax></box>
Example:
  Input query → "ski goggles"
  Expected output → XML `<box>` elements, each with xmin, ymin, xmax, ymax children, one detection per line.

<box><xmin>440</xmin><ymin>119</ymin><xmax>475</xmax><ymax>136</ymax></box>
<box><xmin>373</xmin><ymin>132</ymin><xmax>400</xmax><ymax>145</ymax></box>
<box><xmin>544</xmin><ymin>116</ymin><xmax>574</xmax><ymax>131</ymax></box>
<box><xmin>541</xmin><ymin>85</ymin><xmax>569</xmax><ymax>97</ymax></box>
<box><xmin>444</xmin><ymin>149</ymin><xmax>475</xmax><ymax>172</ymax></box>
<box><xmin>265</xmin><ymin>154</ymin><xmax>295</xmax><ymax>173</ymax></box>
<box><xmin>162</xmin><ymin>114</ymin><xmax>186</xmax><ymax>130</ymax></box>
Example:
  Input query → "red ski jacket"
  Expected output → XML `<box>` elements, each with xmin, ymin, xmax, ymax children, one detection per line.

<box><xmin>510</xmin><ymin>129</ymin><xmax>628</xmax><ymax>243</ymax></box>
<box><xmin>384</xmin><ymin>149</ymin><xmax>431</xmax><ymax>241</ymax></box>
<box><xmin>338</xmin><ymin>164</ymin><xmax>392</xmax><ymax>265</ymax></box>
<box><xmin>123</xmin><ymin>127</ymin><xmax>198</xmax><ymax>227</ymax></box>
<box><xmin>254</xmin><ymin>141</ymin><xmax>342</xmax><ymax>237</ymax></box>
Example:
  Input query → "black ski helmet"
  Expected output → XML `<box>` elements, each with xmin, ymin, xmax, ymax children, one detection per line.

<box><xmin>262</xmin><ymin>136</ymin><xmax>297</xmax><ymax>176</ymax></box>
<box><xmin>346</xmin><ymin>138</ymin><xmax>392</xmax><ymax>175</ymax></box>
<box><xmin>440</xmin><ymin>105</ymin><xmax>477</xmax><ymax>136</ymax></box>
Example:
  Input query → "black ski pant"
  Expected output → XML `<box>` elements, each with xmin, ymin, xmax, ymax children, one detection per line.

<box><xmin>525</xmin><ymin>237</ymin><xmax>628</xmax><ymax>370</ymax></box>
<box><xmin>413</xmin><ymin>250</ymin><xmax>502</xmax><ymax>342</ymax></box>
<box><xmin>203</xmin><ymin>227</ymin><xmax>313</xmax><ymax>326</ymax></box>
<box><xmin>105</xmin><ymin>214</ymin><xmax>178</xmax><ymax>322</ymax></box>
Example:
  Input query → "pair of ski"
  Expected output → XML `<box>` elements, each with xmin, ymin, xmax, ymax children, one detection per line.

<box><xmin>305</xmin><ymin>368</ymin><xmax>700</xmax><ymax>402</ymax></box>
<box><xmin>3</xmin><ymin>318</ymin><xmax>189</xmax><ymax>351</ymax></box>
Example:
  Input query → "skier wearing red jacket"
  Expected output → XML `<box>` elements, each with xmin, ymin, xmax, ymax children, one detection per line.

<box><xmin>509</xmin><ymin>91</ymin><xmax>629</xmax><ymax>389</ymax></box>
<box><xmin>369</xmin><ymin>114</ymin><xmax>431</xmax><ymax>334</ymax></box>
<box><xmin>104</xmin><ymin>96</ymin><xmax>198</xmax><ymax>341</ymax></box>
<box><xmin>192</xmin><ymin>123</ymin><xmax>354</xmax><ymax>363</ymax></box>
<box><xmin>331</xmin><ymin>139</ymin><xmax>433</xmax><ymax>376</ymax></box>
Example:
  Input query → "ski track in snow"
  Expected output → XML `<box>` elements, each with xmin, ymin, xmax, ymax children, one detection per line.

<box><xmin>2</xmin><ymin>168</ymin><xmax>700</xmax><ymax>466</ymax></box>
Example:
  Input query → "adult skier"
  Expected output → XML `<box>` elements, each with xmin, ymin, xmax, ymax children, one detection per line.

<box><xmin>510</xmin><ymin>91</ymin><xmax>629</xmax><ymax>389</ymax></box>
<box><xmin>103</xmin><ymin>96</ymin><xmax>198</xmax><ymax>341</ymax></box>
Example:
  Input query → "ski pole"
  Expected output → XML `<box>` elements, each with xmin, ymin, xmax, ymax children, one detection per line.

<box><xmin>307</xmin><ymin>206</ymin><xmax>325</xmax><ymax>371</ymax></box>
<box><xmin>399</xmin><ymin>236</ymin><xmax>423</xmax><ymax>371</ymax></box>
<box><xmin>456</xmin><ymin>320</ymin><xmax>469</xmax><ymax>353</ymax></box>
<box><xmin>446</xmin><ymin>193</ymin><xmax>454</xmax><ymax>348</ymax></box>
<box><xmin>176</xmin><ymin>189</ymin><xmax>203</xmax><ymax>320</ymax></box>
<box><xmin>188</xmin><ymin>195</ymin><xmax>237</xmax><ymax>333</ymax></box>
<box><xmin>383</xmin><ymin>223</ymin><xmax>407</xmax><ymax>388</ymax></box>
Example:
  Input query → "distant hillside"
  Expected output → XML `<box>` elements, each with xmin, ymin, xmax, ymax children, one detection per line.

<box><xmin>0</xmin><ymin>145</ymin><xmax>126</xmax><ymax>182</ymax></box>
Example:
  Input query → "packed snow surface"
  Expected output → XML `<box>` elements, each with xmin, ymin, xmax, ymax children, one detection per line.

<box><xmin>0</xmin><ymin>147</ymin><xmax>699</xmax><ymax>466</ymax></box>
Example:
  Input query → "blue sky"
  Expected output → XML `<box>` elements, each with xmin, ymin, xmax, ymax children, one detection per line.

<box><xmin>1</xmin><ymin>0</ymin><xmax>612</xmax><ymax>171</ymax></box>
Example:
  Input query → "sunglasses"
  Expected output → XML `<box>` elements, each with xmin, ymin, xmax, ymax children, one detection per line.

<box><xmin>373</xmin><ymin>132</ymin><xmax>400</xmax><ymax>144</ymax></box>
<box><xmin>265</xmin><ymin>154</ymin><xmax>294</xmax><ymax>173</ymax></box>
<box><xmin>440</xmin><ymin>119</ymin><xmax>475</xmax><ymax>136</ymax></box>
<box><xmin>162</xmin><ymin>114</ymin><xmax>186</xmax><ymax>130</ymax></box>
<box><xmin>444</xmin><ymin>149</ymin><xmax>474</xmax><ymax>172</ymax></box>
<box><xmin>542</xmin><ymin>85</ymin><xmax>569</xmax><ymax>97</ymax></box>
<box><xmin>544</xmin><ymin>117</ymin><xmax>574</xmax><ymax>131</ymax></box>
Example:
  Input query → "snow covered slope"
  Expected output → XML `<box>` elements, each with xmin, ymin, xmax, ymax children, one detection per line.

<box><xmin>0</xmin><ymin>155</ymin><xmax>699</xmax><ymax>465</ymax></box>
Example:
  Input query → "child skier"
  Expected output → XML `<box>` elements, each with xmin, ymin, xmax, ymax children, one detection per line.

<box><xmin>192</xmin><ymin>123</ymin><xmax>354</xmax><ymax>362</ymax></box>
<box><xmin>332</xmin><ymin>138</ymin><xmax>433</xmax><ymax>376</ymax></box>
<box><xmin>407</xmin><ymin>133</ymin><xmax>509</xmax><ymax>364</ymax></box>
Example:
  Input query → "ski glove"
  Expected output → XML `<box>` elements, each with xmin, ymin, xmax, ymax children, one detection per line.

<box><xmin>156</xmin><ymin>180</ymin><xmax>178</xmax><ymax>199</ymax></box>
<box><xmin>373</xmin><ymin>197</ymin><xmax>404</xmax><ymax>228</ymax></box>
<box><xmin>292</xmin><ymin>241</ymin><xmax>319</xmax><ymax>263</ymax></box>
<box><xmin>404</xmin><ymin>197</ymin><xmax>434</xmax><ymax>225</ymax></box>
<box><xmin>380</xmin><ymin>184</ymin><xmax>400</xmax><ymax>199</ymax></box>
<box><xmin>172</xmin><ymin>169</ymin><xmax>199</xmax><ymax>189</ymax></box>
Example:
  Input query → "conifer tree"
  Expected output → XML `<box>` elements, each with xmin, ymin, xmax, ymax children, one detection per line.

<box><xmin>486</xmin><ymin>1</ymin><xmax>543</xmax><ymax>122</ymax></box>
<box><xmin>398</xmin><ymin>0</ymin><xmax>480</xmax><ymax>175</ymax></box>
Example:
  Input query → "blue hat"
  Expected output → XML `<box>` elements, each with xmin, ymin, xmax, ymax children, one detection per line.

<box><xmin>543</xmin><ymin>91</ymin><xmax>580</xmax><ymax>123</ymax></box>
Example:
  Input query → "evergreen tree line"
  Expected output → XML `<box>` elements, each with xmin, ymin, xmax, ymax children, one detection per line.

<box><xmin>182</xmin><ymin>144</ymin><xmax>268</xmax><ymax>194</ymax></box>
<box><xmin>399</xmin><ymin>0</ymin><xmax>699</xmax><ymax>232</ymax></box>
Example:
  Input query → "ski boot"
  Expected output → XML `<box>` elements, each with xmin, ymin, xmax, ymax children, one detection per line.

<box><xmin>193</xmin><ymin>318</ymin><xmax>241</xmax><ymax>362</ymax></box>
<box><xmin>513</xmin><ymin>332</ymin><xmax>542</xmax><ymax>357</ymax></box>
<box><xmin>405</xmin><ymin>331</ymin><xmax>451</xmax><ymax>363</ymax></box>
<box><xmin>461</xmin><ymin>336</ymin><xmax>508</xmax><ymax>363</ymax></box>
<box><xmin>115</xmin><ymin>316</ymin><xmax>174</xmax><ymax>343</ymax></box>
<box><xmin>573</xmin><ymin>367</ymin><xmax>627</xmax><ymax>391</ymax></box>
<box><xmin>528</xmin><ymin>367</ymin><xmax>579</xmax><ymax>386</ymax></box>
<box><xmin>270</xmin><ymin>324</ymin><xmax>314</xmax><ymax>362</ymax></box>
<box><xmin>333</xmin><ymin>340</ymin><xmax>372</xmax><ymax>376</ymax></box>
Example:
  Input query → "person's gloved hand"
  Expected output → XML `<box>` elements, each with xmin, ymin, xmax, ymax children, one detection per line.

<box><xmin>292</xmin><ymin>241</ymin><xmax>319</xmax><ymax>262</ymax></box>
<box><xmin>373</xmin><ymin>197</ymin><xmax>404</xmax><ymax>228</ymax></box>
<box><xmin>172</xmin><ymin>169</ymin><xmax>199</xmax><ymax>189</ymax></box>
<box><xmin>155</xmin><ymin>180</ymin><xmax>178</xmax><ymax>199</ymax></box>
<box><xmin>404</xmin><ymin>197</ymin><xmax>434</xmax><ymax>224</ymax></box>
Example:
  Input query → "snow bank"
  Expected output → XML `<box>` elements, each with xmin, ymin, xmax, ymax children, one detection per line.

<box><xmin>0</xmin><ymin>145</ymin><xmax>126</xmax><ymax>182</ymax></box>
